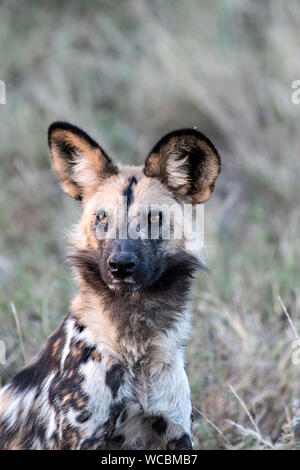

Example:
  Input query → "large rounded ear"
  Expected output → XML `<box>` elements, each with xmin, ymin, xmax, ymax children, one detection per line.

<box><xmin>144</xmin><ymin>129</ymin><xmax>221</xmax><ymax>203</ymax></box>
<box><xmin>48</xmin><ymin>122</ymin><xmax>118</xmax><ymax>201</ymax></box>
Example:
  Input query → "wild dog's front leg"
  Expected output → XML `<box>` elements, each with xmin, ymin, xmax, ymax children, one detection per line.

<box><xmin>75</xmin><ymin>359</ymin><xmax>127</xmax><ymax>450</ymax></box>
<box><xmin>48</xmin><ymin>317</ymin><xmax>128</xmax><ymax>450</ymax></box>
<box><xmin>148</xmin><ymin>359</ymin><xmax>193</xmax><ymax>450</ymax></box>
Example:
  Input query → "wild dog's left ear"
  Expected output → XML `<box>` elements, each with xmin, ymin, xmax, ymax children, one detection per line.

<box><xmin>144</xmin><ymin>129</ymin><xmax>221</xmax><ymax>203</ymax></box>
<box><xmin>48</xmin><ymin>122</ymin><xmax>118</xmax><ymax>201</ymax></box>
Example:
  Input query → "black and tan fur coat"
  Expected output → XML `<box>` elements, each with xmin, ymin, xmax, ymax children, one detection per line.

<box><xmin>0</xmin><ymin>123</ymin><xmax>220</xmax><ymax>450</ymax></box>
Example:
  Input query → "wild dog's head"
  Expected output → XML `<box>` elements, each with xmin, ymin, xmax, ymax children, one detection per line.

<box><xmin>48</xmin><ymin>122</ymin><xmax>220</xmax><ymax>295</ymax></box>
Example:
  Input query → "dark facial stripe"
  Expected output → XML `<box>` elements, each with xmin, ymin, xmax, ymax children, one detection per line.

<box><xmin>123</xmin><ymin>176</ymin><xmax>137</xmax><ymax>208</ymax></box>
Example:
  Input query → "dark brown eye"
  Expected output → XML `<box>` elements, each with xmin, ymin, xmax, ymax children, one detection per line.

<box><xmin>149</xmin><ymin>214</ymin><xmax>160</xmax><ymax>224</ymax></box>
<box><xmin>148</xmin><ymin>211</ymin><xmax>162</xmax><ymax>224</ymax></box>
<box><xmin>97</xmin><ymin>210</ymin><xmax>108</xmax><ymax>225</ymax></box>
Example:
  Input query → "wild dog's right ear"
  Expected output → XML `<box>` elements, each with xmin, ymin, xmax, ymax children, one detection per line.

<box><xmin>48</xmin><ymin>122</ymin><xmax>118</xmax><ymax>201</ymax></box>
<box><xmin>144</xmin><ymin>129</ymin><xmax>221</xmax><ymax>203</ymax></box>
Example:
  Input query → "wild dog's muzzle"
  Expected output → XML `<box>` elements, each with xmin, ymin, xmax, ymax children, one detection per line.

<box><xmin>108</xmin><ymin>251</ymin><xmax>138</xmax><ymax>279</ymax></box>
<box><xmin>100</xmin><ymin>238</ymin><xmax>165</xmax><ymax>292</ymax></box>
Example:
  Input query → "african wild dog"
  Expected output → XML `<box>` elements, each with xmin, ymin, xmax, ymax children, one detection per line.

<box><xmin>0</xmin><ymin>122</ymin><xmax>220</xmax><ymax>450</ymax></box>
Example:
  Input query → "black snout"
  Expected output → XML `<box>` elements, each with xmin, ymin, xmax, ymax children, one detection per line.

<box><xmin>108</xmin><ymin>253</ymin><xmax>137</xmax><ymax>279</ymax></box>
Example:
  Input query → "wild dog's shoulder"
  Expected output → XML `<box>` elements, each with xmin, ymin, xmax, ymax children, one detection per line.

<box><xmin>0</xmin><ymin>314</ymin><xmax>116</xmax><ymax>450</ymax></box>
<box><xmin>0</xmin><ymin>323</ymin><xmax>61</xmax><ymax>448</ymax></box>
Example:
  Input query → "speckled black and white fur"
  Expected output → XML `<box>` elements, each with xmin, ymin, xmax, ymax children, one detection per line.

<box><xmin>0</xmin><ymin>122</ymin><xmax>220</xmax><ymax>450</ymax></box>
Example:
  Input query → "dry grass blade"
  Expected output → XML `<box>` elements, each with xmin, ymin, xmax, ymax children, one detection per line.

<box><xmin>227</xmin><ymin>384</ymin><xmax>261</xmax><ymax>437</ymax></box>
<box><xmin>226</xmin><ymin>421</ymin><xmax>274</xmax><ymax>449</ymax></box>
<box><xmin>10</xmin><ymin>302</ymin><xmax>27</xmax><ymax>365</ymax></box>
<box><xmin>193</xmin><ymin>406</ymin><xmax>233</xmax><ymax>448</ymax></box>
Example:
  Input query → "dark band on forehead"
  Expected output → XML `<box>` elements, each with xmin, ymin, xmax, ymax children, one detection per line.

<box><xmin>123</xmin><ymin>176</ymin><xmax>137</xmax><ymax>208</ymax></box>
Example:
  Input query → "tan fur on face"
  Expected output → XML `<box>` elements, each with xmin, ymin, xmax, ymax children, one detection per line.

<box><xmin>70</xmin><ymin>164</ymin><xmax>191</xmax><ymax>257</ymax></box>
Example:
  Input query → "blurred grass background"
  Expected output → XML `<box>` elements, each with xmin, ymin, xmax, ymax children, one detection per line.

<box><xmin>0</xmin><ymin>0</ymin><xmax>300</xmax><ymax>449</ymax></box>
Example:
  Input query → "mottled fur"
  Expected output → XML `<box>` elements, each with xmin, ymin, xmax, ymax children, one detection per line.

<box><xmin>0</xmin><ymin>122</ymin><xmax>220</xmax><ymax>449</ymax></box>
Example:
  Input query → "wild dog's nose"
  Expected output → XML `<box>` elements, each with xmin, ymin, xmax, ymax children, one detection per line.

<box><xmin>108</xmin><ymin>253</ymin><xmax>137</xmax><ymax>279</ymax></box>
